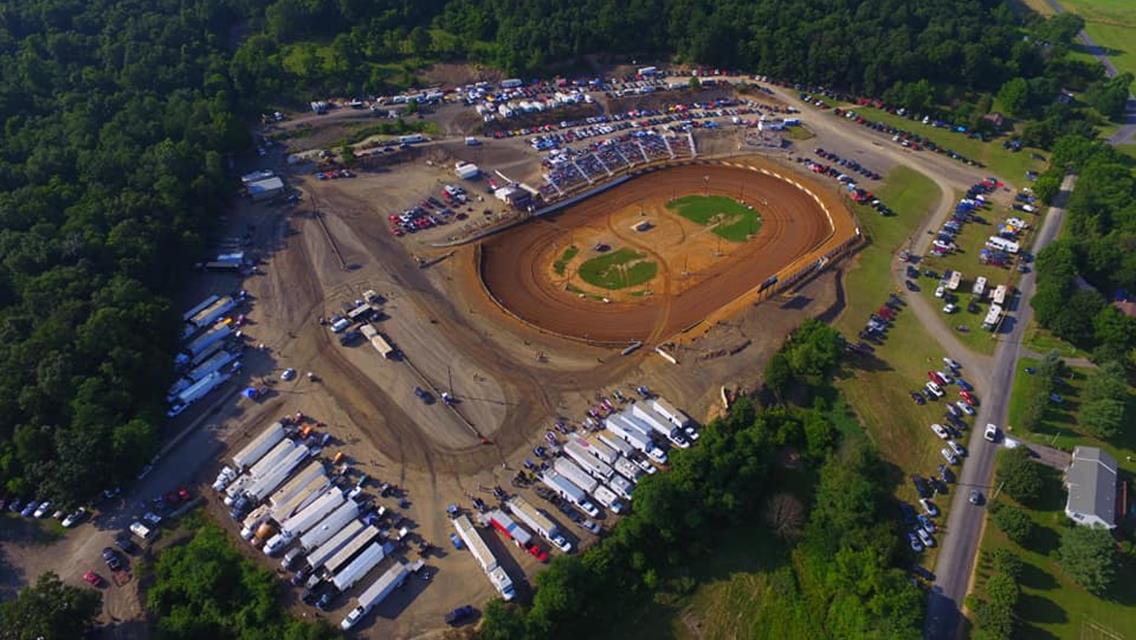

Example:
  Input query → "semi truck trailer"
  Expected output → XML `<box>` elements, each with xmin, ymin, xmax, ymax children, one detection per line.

<box><xmin>305</xmin><ymin>520</ymin><xmax>365</xmax><ymax>572</ymax></box>
<box><xmin>505</xmin><ymin>495</ymin><xmax>572</xmax><ymax>553</ymax></box>
<box><xmin>630</xmin><ymin>404</ymin><xmax>689</xmax><ymax>448</ymax></box>
<box><xmin>340</xmin><ymin>561</ymin><xmax>409</xmax><ymax>630</ymax></box>
<box><xmin>332</xmin><ymin>541</ymin><xmax>390</xmax><ymax>592</ymax></box>
<box><xmin>540</xmin><ymin>471</ymin><xmax>599</xmax><ymax>517</ymax></box>
<box><xmin>563</xmin><ymin>438</ymin><xmax>615</xmax><ymax>481</ymax></box>
<box><xmin>553</xmin><ymin>457</ymin><xmax>599</xmax><ymax>494</ymax></box>
<box><xmin>323</xmin><ymin>525</ymin><xmax>379</xmax><ymax>575</ymax></box>
<box><xmin>453</xmin><ymin>515</ymin><xmax>516</xmax><ymax>601</ymax></box>
<box><xmin>300</xmin><ymin>500</ymin><xmax>361</xmax><ymax>551</ymax></box>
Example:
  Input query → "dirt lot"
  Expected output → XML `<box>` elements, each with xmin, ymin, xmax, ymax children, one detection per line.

<box><xmin>0</xmin><ymin>79</ymin><xmax>934</xmax><ymax>640</ymax></box>
<box><xmin>478</xmin><ymin>161</ymin><xmax>855</xmax><ymax>344</ymax></box>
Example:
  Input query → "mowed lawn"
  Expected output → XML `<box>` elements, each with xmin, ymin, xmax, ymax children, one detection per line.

<box><xmin>666</xmin><ymin>195</ymin><xmax>763</xmax><ymax>242</ymax></box>
<box><xmin>577</xmin><ymin>247</ymin><xmax>657</xmax><ymax>290</ymax></box>
<box><xmin>975</xmin><ymin>465</ymin><xmax>1136</xmax><ymax>640</ymax></box>
<box><xmin>845</xmin><ymin>106</ymin><xmax>1048</xmax><ymax>184</ymax></box>
<box><xmin>1060</xmin><ymin>0</ymin><xmax>1136</xmax><ymax>84</ymax></box>
<box><xmin>833</xmin><ymin>166</ymin><xmax>961</xmax><ymax>511</ymax></box>
<box><xmin>553</xmin><ymin>244</ymin><xmax>579</xmax><ymax>275</ymax></box>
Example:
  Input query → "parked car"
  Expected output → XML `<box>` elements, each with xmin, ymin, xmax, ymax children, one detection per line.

<box><xmin>943</xmin><ymin>357</ymin><xmax>960</xmax><ymax>370</ymax></box>
<box><xmin>907</xmin><ymin>531</ymin><xmax>924</xmax><ymax>553</ymax></box>
<box><xmin>919</xmin><ymin>498</ymin><xmax>939</xmax><ymax>517</ymax></box>
<box><xmin>941</xmin><ymin>448</ymin><xmax>959</xmax><ymax>465</ymax></box>
<box><xmin>910</xmin><ymin>391</ymin><xmax>926</xmax><ymax>405</ymax></box>
<box><xmin>917</xmin><ymin>514</ymin><xmax>936</xmax><ymax>533</ymax></box>
<box><xmin>61</xmin><ymin>507</ymin><xmax>88</xmax><ymax>528</ymax></box>
<box><xmin>101</xmin><ymin>547</ymin><xmax>122</xmax><ymax>571</ymax></box>
<box><xmin>959</xmin><ymin>390</ymin><xmax>977</xmax><ymax>405</ymax></box>
<box><xmin>82</xmin><ymin>571</ymin><xmax>102</xmax><ymax>587</ymax></box>
<box><xmin>445</xmin><ymin>605</ymin><xmax>477</xmax><ymax>626</ymax></box>
<box><xmin>33</xmin><ymin>501</ymin><xmax>53</xmax><ymax>518</ymax></box>
<box><xmin>917</xmin><ymin>527</ymin><xmax>936</xmax><ymax>547</ymax></box>
<box><xmin>969</xmin><ymin>489</ymin><xmax>984</xmax><ymax>505</ymax></box>
<box><xmin>930</xmin><ymin>424</ymin><xmax>949</xmax><ymax>439</ymax></box>
<box><xmin>948</xmin><ymin>440</ymin><xmax>967</xmax><ymax>457</ymax></box>
<box><xmin>956</xmin><ymin>400</ymin><xmax>975</xmax><ymax>416</ymax></box>
<box><xmin>925</xmin><ymin>381</ymin><xmax>944</xmax><ymax>398</ymax></box>
<box><xmin>938</xmin><ymin>464</ymin><xmax>955</xmax><ymax>484</ymax></box>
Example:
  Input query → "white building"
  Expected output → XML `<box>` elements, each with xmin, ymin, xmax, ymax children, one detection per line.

<box><xmin>1064</xmin><ymin>447</ymin><xmax>1118</xmax><ymax>529</ymax></box>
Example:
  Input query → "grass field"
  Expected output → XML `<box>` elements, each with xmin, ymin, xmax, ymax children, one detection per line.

<box><xmin>666</xmin><ymin>195</ymin><xmax>763</xmax><ymax>242</ymax></box>
<box><xmin>974</xmin><ymin>458</ymin><xmax>1136</xmax><ymax>640</ymax></box>
<box><xmin>1061</xmin><ymin>0</ymin><xmax>1136</xmax><ymax>86</ymax></box>
<box><xmin>1023</xmin><ymin>321</ymin><xmax>1092</xmax><ymax>359</ymax></box>
<box><xmin>553</xmin><ymin>245</ymin><xmax>578</xmax><ymax>275</ymax></box>
<box><xmin>832</xmin><ymin>167</ymin><xmax>960</xmax><ymax>496</ymax></box>
<box><xmin>846</xmin><ymin>107</ymin><xmax>1049</xmax><ymax>184</ymax></box>
<box><xmin>577</xmin><ymin>248</ymin><xmax>657</xmax><ymax>290</ymax></box>
<box><xmin>786</xmin><ymin>125</ymin><xmax>816</xmax><ymax>141</ymax></box>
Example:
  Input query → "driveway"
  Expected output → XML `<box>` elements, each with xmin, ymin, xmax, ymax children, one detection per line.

<box><xmin>924</xmin><ymin>174</ymin><xmax>1076</xmax><ymax>640</ymax></box>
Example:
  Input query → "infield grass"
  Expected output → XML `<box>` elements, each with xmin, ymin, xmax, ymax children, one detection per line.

<box><xmin>553</xmin><ymin>245</ymin><xmax>579</xmax><ymax>276</ymax></box>
<box><xmin>577</xmin><ymin>248</ymin><xmax>658</xmax><ymax>290</ymax></box>
<box><xmin>667</xmin><ymin>195</ymin><xmax>763</xmax><ymax>243</ymax></box>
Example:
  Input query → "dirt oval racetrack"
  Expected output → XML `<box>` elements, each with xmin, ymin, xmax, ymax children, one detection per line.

<box><xmin>478</xmin><ymin>160</ymin><xmax>857</xmax><ymax>344</ymax></box>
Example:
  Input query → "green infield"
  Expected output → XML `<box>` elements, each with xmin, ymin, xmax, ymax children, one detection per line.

<box><xmin>667</xmin><ymin>195</ymin><xmax>763</xmax><ymax>242</ymax></box>
<box><xmin>577</xmin><ymin>248</ymin><xmax>658</xmax><ymax>290</ymax></box>
<box><xmin>553</xmin><ymin>245</ymin><xmax>579</xmax><ymax>275</ymax></box>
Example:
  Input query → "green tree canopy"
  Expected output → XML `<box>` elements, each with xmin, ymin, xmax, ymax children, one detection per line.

<box><xmin>1058</xmin><ymin>525</ymin><xmax>1119</xmax><ymax>595</ymax></box>
<box><xmin>997</xmin><ymin>448</ymin><xmax>1045</xmax><ymax>505</ymax></box>
<box><xmin>0</xmin><ymin>572</ymin><xmax>101</xmax><ymax>640</ymax></box>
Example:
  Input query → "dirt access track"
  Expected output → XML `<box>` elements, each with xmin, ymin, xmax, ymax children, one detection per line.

<box><xmin>479</xmin><ymin>159</ymin><xmax>857</xmax><ymax>344</ymax></box>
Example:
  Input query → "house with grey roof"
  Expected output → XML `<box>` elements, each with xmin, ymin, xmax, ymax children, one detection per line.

<box><xmin>1064</xmin><ymin>447</ymin><xmax>1118</xmax><ymax>529</ymax></box>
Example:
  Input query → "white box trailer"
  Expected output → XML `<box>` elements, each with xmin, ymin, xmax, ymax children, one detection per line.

<box><xmin>578</xmin><ymin>435</ymin><xmax>619</xmax><ymax>465</ymax></box>
<box><xmin>340</xmin><ymin>561</ymin><xmax>410</xmax><ymax>630</ymax></box>
<box><xmin>301</xmin><ymin>500</ymin><xmax>360</xmax><ymax>551</ymax></box>
<box><xmin>592</xmin><ymin>484</ymin><xmax>627</xmax><ymax>514</ymax></box>
<box><xmin>605</xmin><ymin>416</ymin><xmax>667</xmax><ymax>463</ymax></box>
<box><xmin>231</xmin><ymin>422</ymin><xmax>285</xmax><ymax>472</ymax></box>
<box><xmin>598</xmin><ymin>431</ymin><xmax>635</xmax><ymax>457</ymax></box>
<box><xmin>505</xmin><ymin>496</ymin><xmax>571</xmax><ymax>552</ymax></box>
<box><xmin>540</xmin><ymin>471</ymin><xmax>599</xmax><ymax>517</ymax></box>
<box><xmin>271</xmin><ymin>476</ymin><xmax>331</xmax><ymax>523</ymax></box>
<box><xmin>323</xmin><ymin>525</ymin><xmax>379</xmax><ymax>575</ymax></box>
<box><xmin>332</xmin><ymin>541</ymin><xmax>388</xmax><ymax>592</ymax></box>
<box><xmin>631</xmin><ymin>404</ymin><xmax>681</xmax><ymax>441</ymax></box>
<box><xmin>306</xmin><ymin>520</ymin><xmax>365</xmax><ymax>571</ymax></box>
<box><xmin>182</xmin><ymin>295</ymin><xmax>220</xmax><ymax>322</ymax></box>
<box><xmin>186</xmin><ymin>349</ymin><xmax>238</xmax><ymax>383</ymax></box>
<box><xmin>268</xmin><ymin>461</ymin><xmax>325</xmax><ymax>511</ymax></box>
<box><xmin>649</xmin><ymin>397</ymin><xmax>691</xmax><ymax>428</ymax></box>
<box><xmin>189</xmin><ymin>296</ymin><xmax>236</xmax><ymax>329</ymax></box>
<box><xmin>554</xmin><ymin>457</ymin><xmax>598</xmax><ymax>494</ymax></box>
<box><xmin>186</xmin><ymin>322</ymin><xmax>233</xmax><ymax>358</ymax></box>
<box><xmin>244</xmin><ymin>446</ymin><xmax>311</xmax><ymax>502</ymax></box>
<box><xmin>453</xmin><ymin>515</ymin><xmax>516</xmax><ymax>601</ymax></box>
<box><xmin>563</xmin><ymin>439</ymin><xmax>615</xmax><ymax>481</ymax></box>
<box><xmin>986</xmin><ymin>236</ymin><xmax>1019</xmax><ymax>254</ymax></box>
<box><xmin>167</xmin><ymin>371</ymin><xmax>230</xmax><ymax>416</ymax></box>
<box><xmin>613</xmin><ymin>457</ymin><xmax>642</xmax><ymax>482</ymax></box>
<box><xmin>247</xmin><ymin>439</ymin><xmax>296</xmax><ymax>480</ymax></box>
<box><xmin>283</xmin><ymin>488</ymin><xmax>345</xmax><ymax>534</ymax></box>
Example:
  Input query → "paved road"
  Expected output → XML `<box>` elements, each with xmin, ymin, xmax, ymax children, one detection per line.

<box><xmin>925</xmin><ymin>174</ymin><xmax>1076</xmax><ymax>640</ymax></box>
<box><xmin>1042</xmin><ymin>0</ymin><xmax>1136</xmax><ymax>145</ymax></box>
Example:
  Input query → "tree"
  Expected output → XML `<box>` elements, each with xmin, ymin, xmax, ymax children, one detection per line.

<box><xmin>988</xmin><ymin>548</ymin><xmax>1025</xmax><ymax>581</ymax></box>
<box><xmin>764</xmin><ymin>492</ymin><xmax>805</xmax><ymax>540</ymax></box>
<box><xmin>997</xmin><ymin>448</ymin><xmax>1045</xmax><ymax>505</ymax></box>
<box><xmin>1080</xmin><ymin>361</ymin><xmax>1129</xmax><ymax>440</ymax></box>
<box><xmin>997</xmin><ymin>77</ymin><xmax>1031</xmax><ymax>116</ymax></box>
<box><xmin>0</xmin><ymin>572</ymin><xmax>101</xmax><ymax>640</ymax></box>
<box><xmin>764</xmin><ymin>352</ymin><xmax>793</xmax><ymax>401</ymax></box>
<box><xmin>989</xmin><ymin>502</ymin><xmax>1036</xmax><ymax>545</ymax></box>
<box><xmin>1058</xmin><ymin>525</ymin><xmax>1119</xmax><ymax>595</ymax></box>
<box><xmin>339</xmin><ymin>143</ymin><xmax>357</xmax><ymax>168</ymax></box>
<box><xmin>688</xmin><ymin>76</ymin><xmax>701</xmax><ymax>90</ymax></box>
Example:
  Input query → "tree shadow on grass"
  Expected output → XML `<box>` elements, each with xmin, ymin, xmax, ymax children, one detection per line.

<box><xmin>1023</xmin><ymin>524</ymin><xmax>1063</xmax><ymax>557</ymax></box>
<box><xmin>1018</xmin><ymin>558</ymin><xmax>1059</xmax><ymax>591</ymax></box>
<box><xmin>1018</xmin><ymin>593</ymin><xmax>1069</xmax><ymax>626</ymax></box>
<box><xmin>1016</xmin><ymin>621</ymin><xmax>1061</xmax><ymax>640</ymax></box>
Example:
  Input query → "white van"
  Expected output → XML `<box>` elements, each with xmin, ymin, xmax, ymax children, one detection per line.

<box><xmin>986</xmin><ymin>236</ymin><xmax>1020</xmax><ymax>254</ymax></box>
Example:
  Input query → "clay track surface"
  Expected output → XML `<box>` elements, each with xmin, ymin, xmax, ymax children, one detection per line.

<box><xmin>479</xmin><ymin>161</ymin><xmax>856</xmax><ymax>343</ymax></box>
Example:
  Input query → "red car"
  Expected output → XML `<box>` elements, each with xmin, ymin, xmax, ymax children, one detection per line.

<box><xmin>164</xmin><ymin>486</ymin><xmax>191</xmax><ymax>506</ymax></box>
<box><xmin>83</xmin><ymin>571</ymin><xmax>102</xmax><ymax>587</ymax></box>
<box><xmin>928</xmin><ymin>371</ymin><xmax>945</xmax><ymax>385</ymax></box>
<box><xmin>960</xmin><ymin>390</ymin><xmax>978</xmax><ymax>405</ymax></box>
<box><xmin>526</xmin><ymin>544</ymin><xmax>550</xmax><ymax>563</ymax></box>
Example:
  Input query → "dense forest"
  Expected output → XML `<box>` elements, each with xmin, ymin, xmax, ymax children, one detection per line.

<box><xmin>0</xmin><ymin>0</ymin><xmax>247</xmax><ymax>504</ymax></box>
<box><xmin>238</xmin><ymin>0</ymin><xmax>1089</xmax><ymax>102</ymax></box>
<box><xmin>478</xmin><ymin>321</ymin><xmax>925</xmax><ymax>638</ymax></box>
